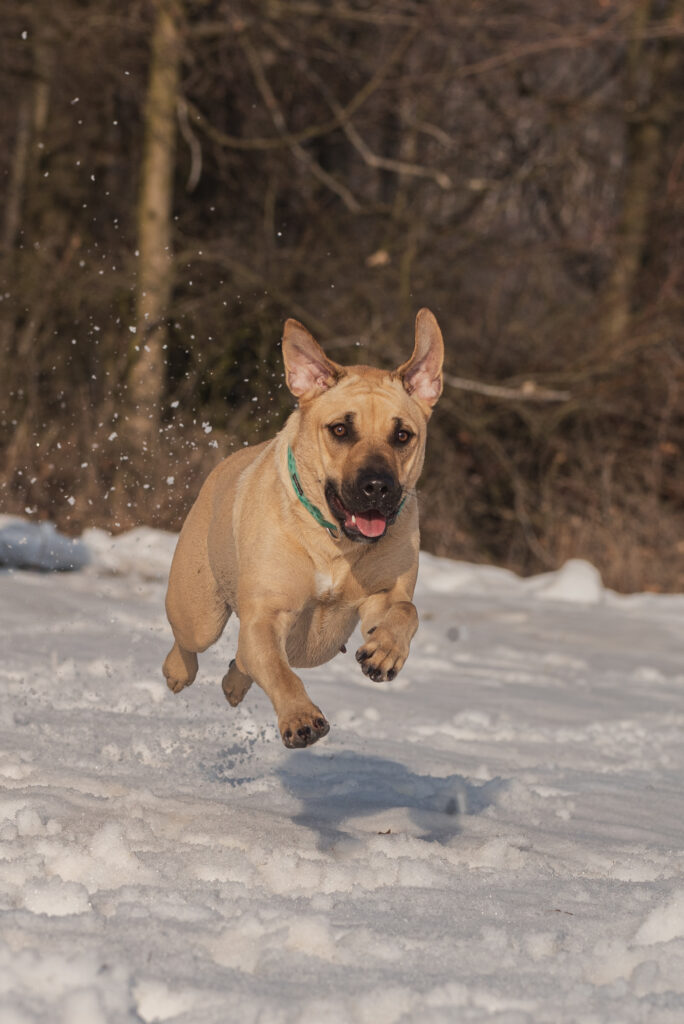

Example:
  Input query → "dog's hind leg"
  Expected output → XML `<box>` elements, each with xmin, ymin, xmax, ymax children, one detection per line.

<box><xmin>163</xmin><ymin>596</ymin><xmax>231</xmax><ymax>694</ymax></box>
<box><xmin>221</xmin><ymin>658</ymin><xmax>253</xmax><ymax>707</ymax></box>
<box><xmin>163</xmin><ymin>580</ymin><xmax>230</xmax><ymax>693</ymax></box>
<box><xmin>163</xmin><ymin>486</ymin><xmax>231</xmax><ymax>693</ymax></box>
<box><xmin>163</xmin><ymin>590</ymin><xmax>231</xmax><ymax>693</ymax></box>
<box><xmin>163</xmin><ymin>641</ymin><xmax>200</xmax><ymax>694</ymax></box>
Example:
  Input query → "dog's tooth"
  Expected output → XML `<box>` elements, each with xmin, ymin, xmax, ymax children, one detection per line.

<box><xmin>351</xmin><ymin>515</ymin><xmax>356</xmax><ymax>525</ymax></box>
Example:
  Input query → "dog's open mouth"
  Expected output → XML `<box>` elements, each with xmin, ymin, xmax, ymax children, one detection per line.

<box><xmin>325</xmin><ymin>484</ymin><xmax>396</xmax><ymax>541</ymax></box>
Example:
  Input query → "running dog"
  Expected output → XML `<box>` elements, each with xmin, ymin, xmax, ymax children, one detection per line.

<box><xmin>163</xmin><ymin>309</ymin><xmax>444</xmax><ymax>747</ymax></box>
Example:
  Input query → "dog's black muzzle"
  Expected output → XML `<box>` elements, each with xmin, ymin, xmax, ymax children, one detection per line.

<box><xmin>325</xmin><ymin>462</ymin><xmax>403</xmax><ymax>542</ymax></box>
<box><xmin>342</xmin><ymin>464</ymin><xmax>403</xmax><ymax>518</ymax></box>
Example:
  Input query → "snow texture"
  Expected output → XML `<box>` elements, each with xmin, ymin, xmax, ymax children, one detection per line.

<box><xmin>2</xmin><ymin>521</ymin><xmax>684</xmax><ymax>1022</ymax></box>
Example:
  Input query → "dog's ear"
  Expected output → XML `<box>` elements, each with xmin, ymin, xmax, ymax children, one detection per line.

<box><xmin>282</xmin><ymin>319</ymin><xmax>343</xmax><ymax>399</ymax></box>
<box><xmin>397</xmin><ymin>308</ymin><xmax>444</xmax><ymax>411</ymax></box>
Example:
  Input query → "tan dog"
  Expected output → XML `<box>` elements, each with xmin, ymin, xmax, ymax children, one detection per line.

<box><xmin>162</xmin><ymin>309</ymin><xmax>444</xmax><ymax>748</ymax></box>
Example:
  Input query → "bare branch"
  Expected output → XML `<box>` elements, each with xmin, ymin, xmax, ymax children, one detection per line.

<box><xmin>451</xmin><ymin>12</ymin><xmax>684</xmax><ymax>82</ymax></box>
<box><xmin>176</xmin><ymin>245</ymin><xmax>331</xmax><ymax>337</ymax></box>
<box><xmin>238</xmin><ymin>31</ymin><xmax>362</xmax><ymax>212</ymax></box>
<box><xmin>184</xmin><ymin>25</ymin><xmax>417</xmax><ymax>152</ymax></box>
<box><xmin>266</xmin><ymin>1</ymin><xmax>417</xmax><ymax>26</ymax></box>
<box><xmin>405</xmin><ymin>117</ymin><xmax>456</xmax><ymax>150</ymax></box>
<box><xmin>444</xmin><ymin>374</ymin><xmax>571</xmax><ymax>403</ymax></box>
<box><xmin>301</xmin><ymin>62</ymin><xmax>452</xmax><ymax>189</ymax></box>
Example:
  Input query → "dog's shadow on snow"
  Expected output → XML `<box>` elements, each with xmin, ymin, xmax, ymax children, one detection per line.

<box><xmin>274</xmin><ymin>750</ymin><xmax>508</xmax><ymax>849</ymax></box>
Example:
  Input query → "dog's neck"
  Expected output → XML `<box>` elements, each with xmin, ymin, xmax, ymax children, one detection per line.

<box><xmin>286</xmin><ymin>444</ymin><xmax>340</xmax><ymax>540</ymax></box>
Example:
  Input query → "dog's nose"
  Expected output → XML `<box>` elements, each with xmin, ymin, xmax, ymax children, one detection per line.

<box><xmin>362</xmin><ymin>475</ymin><xmax>389</xmax><ymax>498</ymax></box>
<box><xmin>356</xmin><ymin>467</ymin><xmax>401</xmax><ymax>507</ymax></box>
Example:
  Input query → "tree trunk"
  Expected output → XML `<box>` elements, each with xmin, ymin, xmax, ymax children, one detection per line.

<box><xmin>1</xmin><ymin>97</ymin><xmax>32</xmax><ymax>258</ymax></box>
<box><xmin>0</xmin><ymin>8</ymin><xmax>57</xmax><ymax>384</ymax></box>
<box><xmin>601</xmin><ymin>0</ymin><xmax>683</xmax><ymax>351</ymax></box>
<box><xmin>127</xmin><ymin>0</ymin><xmax>182</xmax><ymax>451</ymax></box>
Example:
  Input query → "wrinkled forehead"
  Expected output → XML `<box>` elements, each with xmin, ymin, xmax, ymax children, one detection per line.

<box><xmin>312</xmin><ymin>370</ymin><xmax>423</xmax><ymax>430</ymax></box>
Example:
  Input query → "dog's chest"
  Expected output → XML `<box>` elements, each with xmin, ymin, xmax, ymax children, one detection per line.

<box><xmin>311</xmin><ymin>550</ymin><xmax>384</xmax><ymax>608</ymax></box>
<box><xmin>312</xmin><ymin>555</ymin><xmax>359</xmax><ymax>604</ymax></box>
<box><xmin>314</xmin><ymin>568</ymin><xmax>343</xmax><ymax>603</ymax></box>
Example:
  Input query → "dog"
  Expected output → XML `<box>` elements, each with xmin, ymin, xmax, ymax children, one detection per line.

<box><xmin>162</xmin><ymin>309</ymin><xmax>444</xmax><ymax>748</ymax></box>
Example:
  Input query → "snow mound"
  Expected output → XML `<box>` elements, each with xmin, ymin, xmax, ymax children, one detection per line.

<box><xmin>0</xmin><ymin>516</ymin><xmax>89</xmax><ymax>571</ymax></box>
<box><xmin>418</xmin><ymin>552</ymin><xmax>605</xmax><ymax>605</ymax></box>
<box><xmin>83</xmin><ymin>526</ymin><xmax>176</xmax><ymax>580</ymax></box>
<box><xmin>417</xmin><ymin>551</ymin><xmax>525</xmax><ymax>597</ymax></box>
<box><xmin>525</xmin><ymin>558</ymin><xmax>605</xmax><ymax>604</ymax></box>
<box><xmin>0</xmin><ymin>518</ymin><xmax>175</xmax><ymax>581</ymax></box>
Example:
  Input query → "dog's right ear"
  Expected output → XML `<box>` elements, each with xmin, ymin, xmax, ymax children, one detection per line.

<box><xmin>282</xmin><ymin>319</ymin><xmax>343</xmax><ymax>400</ymax></box>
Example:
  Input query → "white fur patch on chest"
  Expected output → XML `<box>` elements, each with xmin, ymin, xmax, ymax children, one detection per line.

<box><xmin>314</xmin><ymin>571</ymin><xmax>336</xmax><ymax>599</ymax></box>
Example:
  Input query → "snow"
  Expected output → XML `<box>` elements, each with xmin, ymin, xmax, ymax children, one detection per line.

<box><xmin>0</xmin><ymin>516</ymin><xmax>89</xmax><ymax>572</ymax></box>
<box><xmin>2</xmin><ymin>521</ymin><xmax>684</xmax><ymax>1022</ymax></box>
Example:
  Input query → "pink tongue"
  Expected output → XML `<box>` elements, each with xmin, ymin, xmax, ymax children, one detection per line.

<box><xmin>354</xmin><ymin>510</ymin><xmax>387</xmax><ymax>538</ymax></box>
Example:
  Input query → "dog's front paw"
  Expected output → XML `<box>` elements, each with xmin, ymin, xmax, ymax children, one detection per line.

<box><xmin>279</xmin><ymin>706</ymin><xmax>330</xmax><ymax>748</ymax></box>
<box><xmin>355</xmin><ymin>627</ymin><xmax>408</xmax><ymax>682</ymax></box>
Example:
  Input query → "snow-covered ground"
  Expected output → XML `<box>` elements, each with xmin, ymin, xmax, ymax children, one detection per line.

<box><xmin>1</xmin><ymin>517</ymin><xmax>684</xmax><ymax>1023</ymax></box>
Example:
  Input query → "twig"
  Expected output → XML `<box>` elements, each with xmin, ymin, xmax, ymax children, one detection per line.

<box><xmin>177</xmin><ymin>97</ymin><xmax>202</xmax><ymax>192</ymax></box>
<box><xmin>444</xmin><ymin>373</ymin><xmax>570</xmax><ymax>402</ymax></box>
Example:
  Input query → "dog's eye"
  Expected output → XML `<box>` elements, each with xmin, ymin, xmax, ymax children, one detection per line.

<box><xmin>330</xmin><ymin>423</ymin><xmax>348</xmax><ymax>439</ymax></box>
<box><xmin>395</xmin><ymin>428</ymin><xmax>413</xmax><ymax>445</ymax></box>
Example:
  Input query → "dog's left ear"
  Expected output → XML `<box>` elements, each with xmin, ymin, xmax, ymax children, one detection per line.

<box><xmin>282</xmin><ymin>319</ymin><xmax>343</xmax><ymax>400</ymax></box>
<box><xmin>397</xmin><ymin>308</ymin><xmax>444</xmax><ymax>411</ymax></box>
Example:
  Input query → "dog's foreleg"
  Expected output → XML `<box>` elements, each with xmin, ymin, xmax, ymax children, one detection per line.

<box><xmin>235</xmin><ymin>608</ymin><xmax>330</xmax><ymax>748</ymax></box>
<box><xmin>355</xmin><ymin>590</ymin><xmax>419</xmax><ymax>682</ymax></box>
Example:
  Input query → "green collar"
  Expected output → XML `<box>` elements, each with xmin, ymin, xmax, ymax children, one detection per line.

<box><xmin>287</xmin><ymin>445</ymin><xmax>408</xmax><ymax>540</ymax></box>
<box><xmin>287</xmin><ymin>446</ymin><xmax>340</xmax><ymax>538</ymax></box>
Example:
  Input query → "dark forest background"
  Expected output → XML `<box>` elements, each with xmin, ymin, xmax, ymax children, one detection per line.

<box><xmin>1</xmin><ymin>0</ymin><xmax>683</xmax><ymax>591</ymax></box>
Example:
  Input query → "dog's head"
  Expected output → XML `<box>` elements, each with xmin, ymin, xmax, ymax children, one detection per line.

<box><xmin>282</xmin><ymin>310</ymin><xmax>444</xmax><ymax>542</ymax></box>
